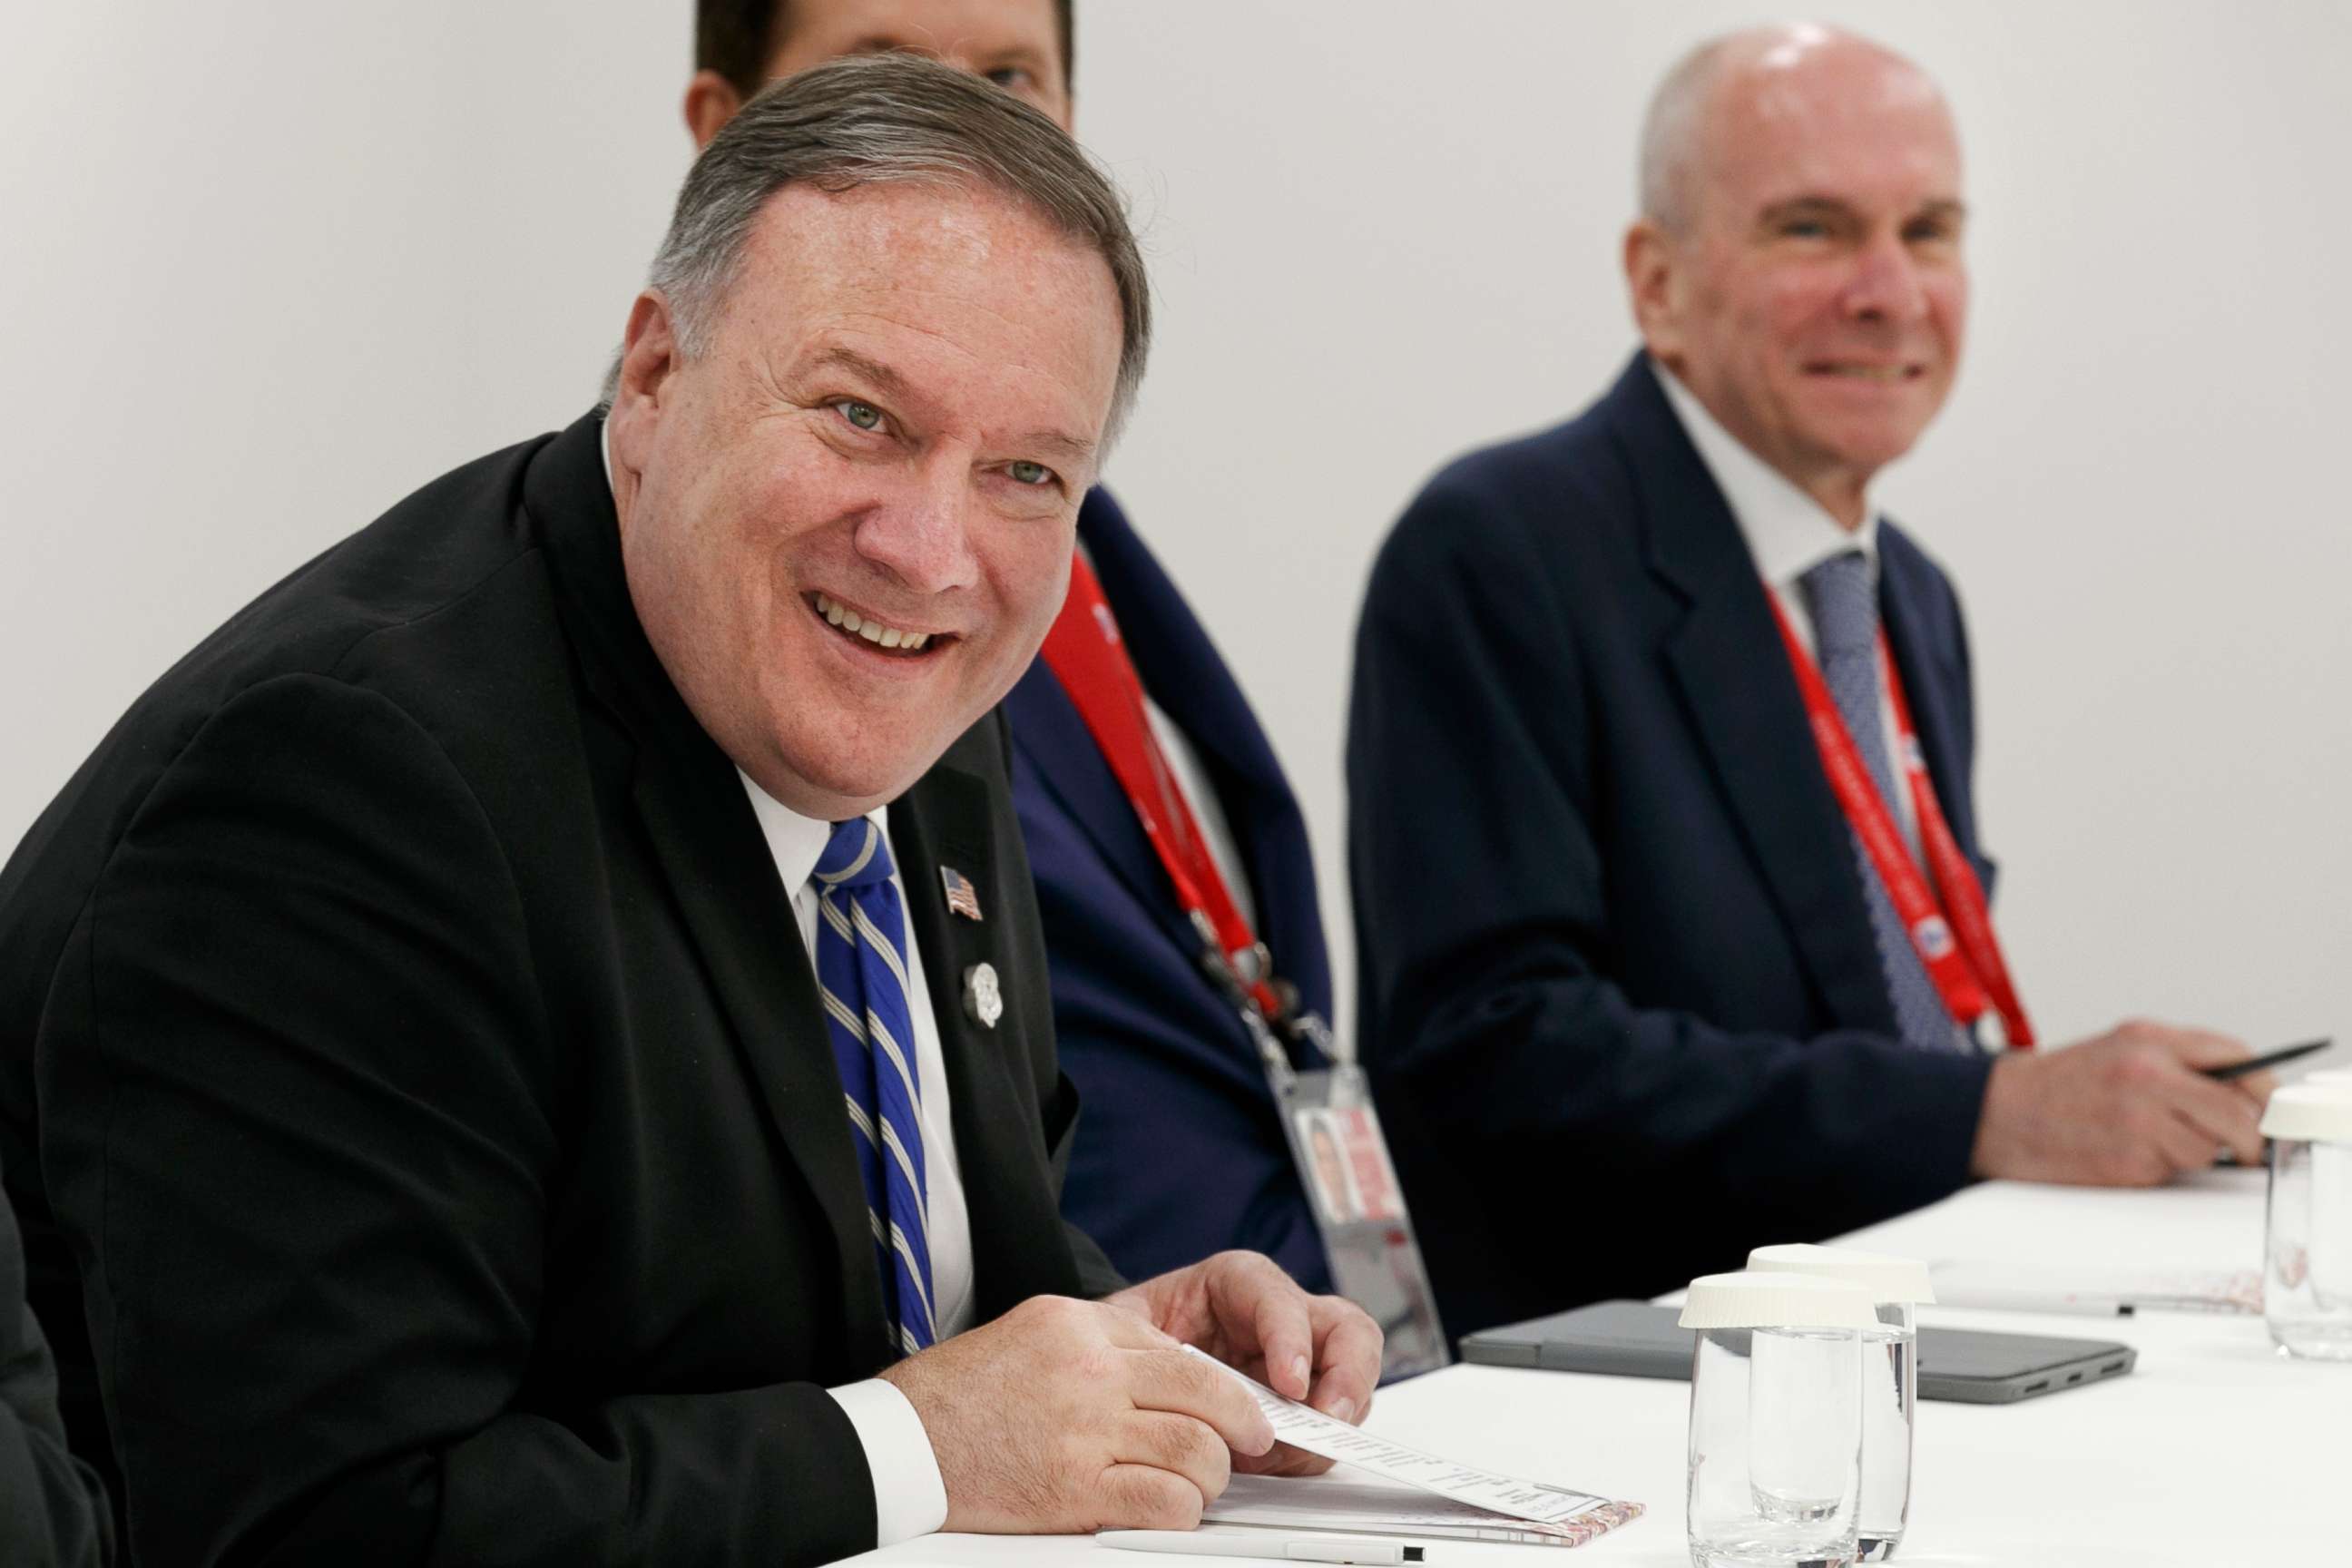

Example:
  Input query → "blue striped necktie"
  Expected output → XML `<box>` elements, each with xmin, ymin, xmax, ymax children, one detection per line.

<box><xmin>1799</xmin><ymin>552</ymin><xmax>1962</xmax><ymax>1053</ymax></box>
<box><xmin>813</xmin><ymin>818</ymin><xmax>937</xmax><ymax>1355</ymax></box>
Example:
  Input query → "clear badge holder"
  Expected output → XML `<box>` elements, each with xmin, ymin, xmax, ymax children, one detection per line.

<box><xmin>1235</xmin><ymin>991</ymin><xmax>1451</xmax><ymax>1383</ymax></box>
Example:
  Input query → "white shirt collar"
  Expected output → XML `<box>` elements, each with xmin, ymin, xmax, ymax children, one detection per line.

<box><xmin>737</xmin><ymin>768</ymin><xmax>889</xmax><ymax>897</ymax></box>
<box><xmin>1650</xmin><ymin>358</ymin><xmax>1880</xmax><ymax>591</ymax></box>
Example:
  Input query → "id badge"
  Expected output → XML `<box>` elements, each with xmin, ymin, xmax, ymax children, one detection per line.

<box><xmin>1270</xmin><ymin>1058</ymin><xmax>1452</xmax><ymax>1381</ymax></box>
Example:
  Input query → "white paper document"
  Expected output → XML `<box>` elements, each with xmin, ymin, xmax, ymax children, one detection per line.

<box><xmin>1185</xmin><ymin>1348</ymin><xmax>1643</xmax><ymax>1548</ymax></box>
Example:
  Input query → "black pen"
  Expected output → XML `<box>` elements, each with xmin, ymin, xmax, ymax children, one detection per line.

<box><xmin>2203</xmin><ymin>1038</ymin><xmax>2330</xmax><ymax>1082</ymax></box>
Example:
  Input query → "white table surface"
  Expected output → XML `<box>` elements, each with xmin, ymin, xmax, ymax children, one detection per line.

<box><xmin>842</xmin><ymin>1171</ymin><xmax>2339</xmax><ymax>1566</ymax></box>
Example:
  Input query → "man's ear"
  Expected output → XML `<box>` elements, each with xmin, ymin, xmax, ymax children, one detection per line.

<box><xmin>609</xmin><ymin>292</ymin><xmax>682</xmax><ymax>497</ymax></box>
<box><xmin>683</xmin><ymin>70</ymin><xmax>744</xmax><ymax>151</ymax></box>
<box><xmin>1623</xmin><ymin>220</ymin><xmax>1685</xmax><ymax>367</ymax></box>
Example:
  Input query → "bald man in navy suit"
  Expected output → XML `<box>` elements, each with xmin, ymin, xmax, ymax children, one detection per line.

<box><xmin>1349</xmin><ymin>24</ymin><xmax>2268</xmax><ymax>1341</ymax></box>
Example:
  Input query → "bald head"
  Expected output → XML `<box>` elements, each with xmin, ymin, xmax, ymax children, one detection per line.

<box><xmin>1639</xmin><ymin>24</ymin><xmax>1953</xmax><ymax>234</ymax></box>
<box><xmin>1622</xmin><ymin>23</ymin><xmax>1969</xmax><ymax>527</ymax></box>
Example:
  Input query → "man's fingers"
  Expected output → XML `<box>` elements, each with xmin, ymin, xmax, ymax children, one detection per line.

<box><xmin>1098</xmin><ymin>1464</ymin><xmax>1206</xmax><ymax>1532</ymax></box>
<box><xmin>2226</xmin><ymin>1068</ymin><xmax>2279</xmax><ymax>1108</ymax></box>
<box><xmin>1224</xmin><ymin>1256</ymin><xmax>1315</xmax><ymax>1401</ymax></box>
<box><xmin>1233</xmin><ymin>1440</ymin><xmax>1338</xmax><ymax>1478</ymax></box>
<box><xmin>2164</xmin><ymin>1074</ymin><xmax>2267</xmax><ymax>1165</ymax></box>
<box><xmin>1094</xmin><ymin>1300</ymin><xmax>1183</xmax><ymax>1353</ymax></box>
<box><xmin>2150</xmin><ymin>1109</ymin><xmax>2220</xmax><ymax>1176</ymax></box>
<box><xmin>2151</xmin><ymin>1027</ymin><xmax>2252</xmax><ymax>1072</ymax></box>
<box><xmin>1304</xmin><ymin>1298</ymin><xmax>1384</xmax><ymax>1426</ymax></box>
<box><xmin>1127</xmin><ymin>1348</ymin><xmax>1275</xmax><ymax>1456</ymax></box>
<box><xmin>1112</xmin><ymin>1412</ymin><xmax>1231</xmax><ymax>1503</ymax></box>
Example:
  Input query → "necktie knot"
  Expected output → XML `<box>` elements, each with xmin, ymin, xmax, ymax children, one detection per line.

<box><xmin>815</xmin><ymin>818</ymin><xmax>895</xmax><ymax>894</ymax></box>
<box><xmin>1800</xmin><ymin>550</ymin><xmax>1879</xmax><ymax>662</ymax></box>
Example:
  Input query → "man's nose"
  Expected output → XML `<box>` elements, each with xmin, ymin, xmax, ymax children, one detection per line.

<box><xmin>852</xmin><ymin>458</ymin><xmax>983</xmax><ymax>596</ymax></box>
<box><xmin>1841</xmin><ymin>233</ymin><xmax>1929</xmax><ymax>324</ymax></box>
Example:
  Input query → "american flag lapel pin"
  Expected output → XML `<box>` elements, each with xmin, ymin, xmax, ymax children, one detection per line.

<box><xmin>940</xmin><ymin>866</ymin><xmax>983</xmax><ymax>922</ymax></box>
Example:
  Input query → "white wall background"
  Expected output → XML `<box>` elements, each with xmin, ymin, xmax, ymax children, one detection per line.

<box><xmin>4</xmin><ymin>2</ymin><xmax>2347</xmax><ymax>1053</ymax></box>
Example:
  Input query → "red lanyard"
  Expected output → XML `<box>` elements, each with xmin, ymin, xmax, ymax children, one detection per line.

<box><xmin>1039</xmin><ymin>554</ymin><xmax>1287</xmax><ymax>1021</ymax></box>
<box><xmin>1768</xmin><ymin>596</ymin><xmax>2036</xmax><ymax>1049</ymax></box>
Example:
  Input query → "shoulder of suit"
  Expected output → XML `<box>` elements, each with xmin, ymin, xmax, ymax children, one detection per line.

<box><xmin>49</xmin><ymin>434</ymin><xmax>580</xmax><ymax>845</ymax></box>
<box><xmin>1877</xmin><ymin>517</ymin><xmax>1963</xmax><ymax>605</ymax></box>
<box><xmin>1373</xmin><ymin>397</ymin><xmax>1638</xmax><ymax>599</ymax></box>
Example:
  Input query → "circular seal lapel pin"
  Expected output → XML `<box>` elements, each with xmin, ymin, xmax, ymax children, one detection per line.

<box><xmin>963</xmin><ymin>963</ymin><xmax>1004</xmax><ymax>1029</ymax></box>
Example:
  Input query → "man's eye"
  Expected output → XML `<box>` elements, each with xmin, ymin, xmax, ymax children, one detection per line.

<box><xmin>1007</xmin><ymin>460</ymin><xmax>1054</xmax><ymax>487</ymax></box>
<box><xmin>1780</xmin><ymin>220</ymin><xmax>1829</xmax><ymax>239</ymax></box>
<box><xmin>834</xmin><ymin>399</ymin><xmax>885</xmax><ymax>432</ymax></box>
<box><xmin>985</xmin><ymin>66</ymin><xmax>1038</xmax><ymax>92</ymax></box>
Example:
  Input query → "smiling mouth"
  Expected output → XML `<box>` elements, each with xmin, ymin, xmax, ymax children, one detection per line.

<box><xmin>810</xmin><ymin>592</ymin><xmax>949</xmax><ymax>658</ymax></box>
<box><xmin>1808</xmin><ymin>362</ymin><xmax>1926</xmax><ymax>383</ymax></box>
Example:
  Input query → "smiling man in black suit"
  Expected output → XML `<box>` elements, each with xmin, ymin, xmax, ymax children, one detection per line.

<box><xmin>0</xmin><ymin>55</ymin><xmax>1375</xmax><ymax>1567</ymax></box>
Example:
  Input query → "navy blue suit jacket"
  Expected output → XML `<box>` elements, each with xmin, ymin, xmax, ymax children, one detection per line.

<box><xmin>1348</xmin><ymin>356</ymin><xmax>1997</xmax><ymax>1339</ymax></box>
<box><xmin>1006</xmin><ymin>489</ymin><xmax>1336</xmax><ymax>1292</ymax></box>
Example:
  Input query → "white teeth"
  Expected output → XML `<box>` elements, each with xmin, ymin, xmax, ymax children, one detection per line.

<box><xmin>812</xmin><ymin>592</ymin><xmax>933</xmax><ymax>652</ymax></box>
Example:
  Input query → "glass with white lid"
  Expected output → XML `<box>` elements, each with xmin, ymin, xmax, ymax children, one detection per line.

<box><xmin>2260</xmin><ymin>1084</ymin><xmax>2352</xmax><ymax>1359</ymax></box>
<box><xmin>1748</xmin><ymin>1245</ymin><xmax>1935</xmax><ymax>1561</ymax></box>
<box><xmin>1681</xmin><ymin>1269</ymin><xmax>1877</xmax><ymax>1568</ymax></box>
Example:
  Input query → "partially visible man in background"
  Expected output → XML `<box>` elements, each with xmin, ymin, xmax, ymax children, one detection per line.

<box><xmin>685</xmin><ymin>1</ymin><xmax>1346</xmax><ymax>1296</ymax></box>
<box><xmin>1348</xmin><ymin>23</ymin><xmax>2269</xmax><ymax>1341</ymax></box>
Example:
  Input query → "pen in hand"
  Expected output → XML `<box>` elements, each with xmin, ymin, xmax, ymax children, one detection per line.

<box><xmin>2202</xmin><ymin>1039</ymin><xmax>2328</xmax><ymax>1083</ymax></box>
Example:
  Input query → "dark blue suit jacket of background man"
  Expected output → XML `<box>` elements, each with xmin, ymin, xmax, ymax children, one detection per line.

<box><xmin>1006</xmin><ymin>489</ymin><xmax>1336</xmax><ymax>1293</ymax></box>
<box><xmin>1348</xmin><ymin>354</ymin><xmax>2000</xmax><ymax>1341</ymax></box>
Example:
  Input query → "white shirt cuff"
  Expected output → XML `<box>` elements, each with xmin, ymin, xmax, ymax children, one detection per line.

<box><xmin>827</xmin><ymin>1377</ymin><xmax>949</xmax><ymax>1547</ymax></box>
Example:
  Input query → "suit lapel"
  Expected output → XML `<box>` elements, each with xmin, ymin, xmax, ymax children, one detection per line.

<box><xmin>887</xmin><ymin>753</ymin><xmax>1082</xmax><ymax>1322</ymax></box>
<box><xmin>625</xmin><ymin>748</ymin><xmax>892</xmax><ymax>1364</ymax></box>
<box><xmin>1612</xmin><ymin>361</ymin><xmax>1898</xmax><ymax>1035</ymax></box>
<box><xmin>527</xmin><ymin>416</ymin><xmax>892</xmax><ymax>1368</ymax></box>
<box><xmin>1002</xmin><ymin>657</ymin><xmax>1177</xmax><ymax>929</ymax></box>
<box><xmin>1054</xmin><ymin>491</ymin><xmax>1332</xmax><ymax>1014</ymax></box>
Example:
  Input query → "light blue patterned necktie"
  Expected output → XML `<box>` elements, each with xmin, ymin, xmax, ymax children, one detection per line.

<box><xmin>813</xmin><ymin>818</ymin><xmax>937</xmax><ymax>1354</ymax></box>
<box><xmin>1799</xmin><ymin>553</ymin><xmax>1961</xmax><ymax>1053</ymax></box>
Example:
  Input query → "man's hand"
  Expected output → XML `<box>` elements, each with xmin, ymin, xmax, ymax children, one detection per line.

<box><xmin>1971</xmin><ymin>1020</ymin><xmax>2273</xmax><ymax>1185</ymax></box>
<box><xmin>1104</xmin><ymin>1250</ymin><xmax>1384</xmax><ymax>1478</ymax></box>
<box><xmin>878</xmin><ymin>1293</ymin><xmax>1277</xmax><ymax>1534</ymax></box>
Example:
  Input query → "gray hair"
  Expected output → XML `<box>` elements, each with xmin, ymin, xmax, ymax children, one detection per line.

<box><xmin>607</xmin><ymin>53</ymin><xmax>1151</xmax><ymax>444</ymax></box>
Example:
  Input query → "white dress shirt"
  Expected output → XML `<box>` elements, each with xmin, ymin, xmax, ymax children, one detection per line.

<box><xmin>1651</xmin><ymin>364</ymin><xmax>1924</xmax><ymax>860</ymax></box>
<box><xmin>599</xmin><ymin>420</ymin><xmax>955</xmax><ymax>1546</ymax></box>
<box><xmin>737</xmin><ymin>776</ymin><xmax>967</xmax><ymax>1548</ymax></box>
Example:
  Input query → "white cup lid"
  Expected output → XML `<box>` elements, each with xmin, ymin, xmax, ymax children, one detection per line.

<box><xmin>1745</xmin><ymin>1242</ymin><xmax>1937</xmax><ymax>1305</ymax></box>
<box><xmin>2261</xmin><ymin>1083</ymin><xmax>2352</xmax><ymax>1142</ymax></box>
<box><xmin>1679</xmin><ymin>1269</ymin><xmax>1880</xmax><ymax>1330</ymax></box>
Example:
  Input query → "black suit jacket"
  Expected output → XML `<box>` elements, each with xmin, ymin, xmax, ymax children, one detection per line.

<box><xmin>1348</xmin><ymin>355</ymin><xmax>1995</xmax><ymax>1341</ymax></box>
<box><xmin>2</xmin><ymin>1154</ymin><xmax>110</xmax><ymax>1567</ymax></box>
<box><xmin>0</xmin><ymin>412</ymin><xmax>1117</xmax><ymax>1565</ymax></box>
